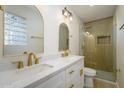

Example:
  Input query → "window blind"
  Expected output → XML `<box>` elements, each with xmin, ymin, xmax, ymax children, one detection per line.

<box><xmin>4</xmin><ymin>12</ymin><xmax>27</xmax><ymax>45</ymax></box>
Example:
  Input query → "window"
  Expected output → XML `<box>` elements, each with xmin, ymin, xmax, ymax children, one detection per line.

<box><xmin>4</xmin><ymin>12</ymin><xmax>27</xmax><ymax>45</ymax></box>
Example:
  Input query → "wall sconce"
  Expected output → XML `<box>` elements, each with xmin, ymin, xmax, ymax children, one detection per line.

<box><xmin>62</xmin><ymin>7</ymin><xmax>73</xmax><ymax>21</ymax></box>
<box><xmin>86</xmin><ymin>32</ymin><xmax>90</xmax><ymax>35</ymax></box>
<box><xmin>85</xmin><ymin>32</ymin><xmax>93</xmax><ymax>38</ymax></box>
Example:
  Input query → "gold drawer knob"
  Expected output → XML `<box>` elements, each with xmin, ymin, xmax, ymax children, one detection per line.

<box><xmin>69</xmin><ymin>70</ymin><xmax>74</xmax><ymax>74</ymax></box>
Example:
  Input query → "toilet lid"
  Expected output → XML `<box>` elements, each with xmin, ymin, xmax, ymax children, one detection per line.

<box><xmin>84</xmin><ymin>67</ymin><xmax>96</xmax><ymax>74</ymax></box>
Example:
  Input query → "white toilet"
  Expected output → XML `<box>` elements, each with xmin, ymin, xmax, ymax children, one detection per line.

<box><xmin>84</xmin><ymin>67</ymin><xmax>96</xmax><ymax>88</ymax></box>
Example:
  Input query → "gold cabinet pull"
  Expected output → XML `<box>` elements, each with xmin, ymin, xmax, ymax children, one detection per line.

<box><xmin>69</xmin><ymin>70</ymin><xmax>74</xmax><ymax>74</ymax></box>
<box><xmin>80</xmin><ymin>69</ymin><xmax>83</xmax><ymax>76</ymax></box>
<box><xmin>69</xmin><ymin>84</ymin><xmax>74</xmax><ymax>88</ymax></box>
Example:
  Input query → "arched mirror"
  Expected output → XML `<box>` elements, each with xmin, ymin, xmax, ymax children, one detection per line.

<box><xmin>59</xmin><ymin>23</ymin><xmax>69</xmax><ymax>51</ymax></box>
<box><xmin>3</xmin><ymin>5</ymin><xmax>44</xmax><ymax>56</ymax></box>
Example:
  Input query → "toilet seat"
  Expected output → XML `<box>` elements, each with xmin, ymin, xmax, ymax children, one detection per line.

<box><xmin>84</xmin><ymin>67</ymin><xmax>96</xmax><ymax>76</ymax></box>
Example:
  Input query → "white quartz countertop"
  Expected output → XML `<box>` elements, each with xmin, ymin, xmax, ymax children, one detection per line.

<box><xmin>0</xmin><ymin>55</ymin><xmax>84</xmax><ymax>88</ymax></box>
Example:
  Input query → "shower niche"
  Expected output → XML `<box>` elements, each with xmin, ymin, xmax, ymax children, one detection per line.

<box><xmin>97</xmin><ymin>36</ymin><xmax>111</xmax><ymax>44</ymax></box>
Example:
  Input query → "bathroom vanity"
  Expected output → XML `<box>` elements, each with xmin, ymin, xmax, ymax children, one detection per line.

<box><xmin>0</xmin><ymin>55</ymin><xmax>84</xmax><ymax>88</ymax></box>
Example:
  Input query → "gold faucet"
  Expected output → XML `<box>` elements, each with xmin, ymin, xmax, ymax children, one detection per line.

<box><xmin>28</xmin><ymin>52</ymin><xmax>37</xmax><ymax>66</ymax></box>
<box><xmin>12</xmin><ymin>61</ymin><xmax>24</xmax><ymax>69</ymax></box>
<box><xmin>61</xmin><ymin>49</ymin><xmax>69</xmax><ymax>57</ymax></box>
<box><xmin>28</xmin><ymin>52</ymin><xmax>41</xmax><ymax>66</ymax></box>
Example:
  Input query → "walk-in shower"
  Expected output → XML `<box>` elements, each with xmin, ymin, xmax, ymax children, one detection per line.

<box><xmin>80</xmin><ymin>17</ymin><xmax>116</xmax><ymax>82</ymax></box>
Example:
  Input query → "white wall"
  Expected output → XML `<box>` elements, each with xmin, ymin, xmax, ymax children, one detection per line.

<box><xmin>115</xmin><ymin>5</ymin><xmax>124</xmax><ymax>87</ymax></box>
<box><xmin>36</xmin><ymin>5</ymin><xmax>81</xmax><ymax>55</ymax></box>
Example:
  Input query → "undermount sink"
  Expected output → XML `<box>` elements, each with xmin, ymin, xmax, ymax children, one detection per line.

<box><xmin>14</xmin><ymin>64</ymin><xmax>53</xmax><ymax>77</ymax></box>
<box><xmin>18</xmin><ymin>64</ymin><xmax>53</xmax><ymax>74</ymax></box>
<box><xmin>0</xmin><ymin>64</ymin><xmax>53</xmax><ymax>87</ymax></box>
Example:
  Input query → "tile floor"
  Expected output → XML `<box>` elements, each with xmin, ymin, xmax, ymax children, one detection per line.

<box><xmin>94</xmin><ymin>78</ymin><xmax>117</xmax><ymax>88</ymax></box>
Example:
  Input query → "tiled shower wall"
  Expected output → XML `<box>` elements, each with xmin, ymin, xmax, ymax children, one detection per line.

<box><xmin>84</xmin><ymin>17</ymin><xmax>114</xmax><ymax>72</ymax></box>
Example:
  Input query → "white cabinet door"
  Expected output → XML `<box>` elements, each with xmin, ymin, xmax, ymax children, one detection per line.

<box><xmin>66</xmin><ymin>60</ymin><xmax>84</xmax><ymax>88</ymax></box>
<box><xmin>36</xmin><ymin>71</ymin><xmax>66</xmax><ymax>88</ymax></box>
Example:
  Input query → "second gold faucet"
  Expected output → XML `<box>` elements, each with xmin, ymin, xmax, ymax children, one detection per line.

<box><xmin>61</xmin><ymin>50</ymin><xmax>69</xmax><ymax>57</ymax></box>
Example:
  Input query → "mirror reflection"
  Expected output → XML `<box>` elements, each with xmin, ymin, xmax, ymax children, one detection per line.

<box><xmin>4</xmin><ymin>5</ymin><xmax>44</xmax><ymax>56</ymax></box>
<box><xmin>59</xmin><ymin>23</ymin><xmax>69</xmax><ymax>51</ymax></box>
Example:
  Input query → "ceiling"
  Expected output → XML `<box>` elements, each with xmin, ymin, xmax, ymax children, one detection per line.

<box><xmin>69</xmin><ymin>5</ymin><xmax>116</xmax><ymax>22</ymax></box>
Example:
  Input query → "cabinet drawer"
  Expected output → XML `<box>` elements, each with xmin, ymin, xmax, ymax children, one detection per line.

<box><xmin>66</xmin><ymin>60</ymin><xmax>83</xmax><ymax>77</ymax></box>
<box><xmin>36</xmin><ymin>71</ymin><xmax>66</xmax><ymax>88</ymax></box>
